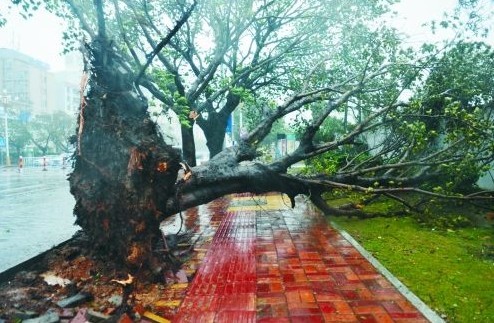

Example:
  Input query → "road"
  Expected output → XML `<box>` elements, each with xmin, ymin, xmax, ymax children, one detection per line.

<box><xmin>0</xmin><ymin>167</ymin><xmax>79</xmax><ymax>272</ymax></box>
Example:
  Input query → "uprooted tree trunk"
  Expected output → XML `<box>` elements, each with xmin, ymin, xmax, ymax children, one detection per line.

<box><xmin>69</xmin><ymin>39</ymin><xmax>310</xmax><ymax>274</ymax></box>
<box><xmin>69</xmin><ymin>37</ymin><xmax>181</xmax><ymax>277</ymax></box>
<box><xmin>66</xmin><ymin>35</ymin><xmax>397</xmax><ymax>276</ymax></box>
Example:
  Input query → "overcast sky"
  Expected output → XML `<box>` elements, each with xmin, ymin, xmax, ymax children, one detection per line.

<box><xmin>0</xmin><ymin>0</ymin><xmax>480</xmax><ymax>71</ymax></box>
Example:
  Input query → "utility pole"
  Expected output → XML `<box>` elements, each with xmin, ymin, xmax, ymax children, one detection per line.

<box><xmin>1</xmin><ymin>90</ymin><xmax>17</xmax><ymax>167</ymax></box>
<box><xmin>3</xmin><ymin>108</ymin><xmax>9</xmax><ymax>166</ymax></box>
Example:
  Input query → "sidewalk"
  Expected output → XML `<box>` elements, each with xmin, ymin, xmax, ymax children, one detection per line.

<box><xmin>157</xmin><ymin>194</ymin><xmax>441</xmax><ymax>322</ymax></box>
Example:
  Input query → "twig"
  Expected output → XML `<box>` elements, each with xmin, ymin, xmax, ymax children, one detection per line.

<box><xmin>134</xmin><ymin>0</ymin><xmax>197</xmax><ymax>86</ymax></box>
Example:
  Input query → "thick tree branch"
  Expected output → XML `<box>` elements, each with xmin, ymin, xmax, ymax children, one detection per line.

<box><xmin>65</xmin><ymin>0</ymin><xmax>97</xmax><ymax>39</ymax></box>
<box><xmin>303</xmin><ymin>178</ymin><xmax>494</xmax><ymax>201</ymax></box>
<box><xmin>94</xmin><ymin>0</ymin><xmax>106</xmax><ymax>40</ymax></box>
<box><xmin>111</xmin><ymin>0</ymin><xmax>142</xmax><ymax>68</ymax></box>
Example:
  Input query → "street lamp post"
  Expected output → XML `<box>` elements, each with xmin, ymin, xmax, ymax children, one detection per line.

<box><xmin>1</xmin><ymin>90</ymin><xmax>16</xmax><ymax>167</ymax></box>
<box><xmin>3</xmin><ymin>108</ymin><xmax>9</xmax><ymax>166</ymax></box>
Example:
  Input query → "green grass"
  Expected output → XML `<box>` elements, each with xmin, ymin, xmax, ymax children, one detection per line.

<box><xmin>332</xmin><ymin>216</ymin><xmax>494</xmax><ymax>322</ymax></box>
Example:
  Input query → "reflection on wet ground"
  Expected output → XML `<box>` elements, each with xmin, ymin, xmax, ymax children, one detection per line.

<box><xmin>156</xmin><ymin>194</ymin><xmax>430</xmax><ymax>322</ymax></box>
<box><xmin>0</xmin><ymin>169</ymin><xmax>78</xmax><ymax>272</ymax></box>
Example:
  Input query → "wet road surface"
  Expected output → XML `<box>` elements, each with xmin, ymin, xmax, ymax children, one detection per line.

<box><xmin>0</xmin><ymin>167</ymin><xmax>79</xmax><ymax>272</ymax></box>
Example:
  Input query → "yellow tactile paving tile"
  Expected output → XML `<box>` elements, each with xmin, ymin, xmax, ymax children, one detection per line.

<box><xmin>227</xmin><ymin>194</ymin><xmax>292</xmax><ymax>211</ymax></box>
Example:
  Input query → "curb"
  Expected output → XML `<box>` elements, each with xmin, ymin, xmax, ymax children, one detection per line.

<box><xmin>330</xmin><ymin>221</ymin><xmax>445</xmax><ymax>323</ymax></box>
<box><xmin>0</xmin><ymin>238</ymin><xmax>73</xmax><ymax>284</ymax></box>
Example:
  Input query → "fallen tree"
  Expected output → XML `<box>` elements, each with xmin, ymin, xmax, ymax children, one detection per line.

<box><xmin>7</xmin><ymin>0</ymin><xmax>494</xmax><ymax>278</ymax></box>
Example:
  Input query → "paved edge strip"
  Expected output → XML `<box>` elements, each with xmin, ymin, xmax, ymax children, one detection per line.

<box><xmin>0</xmin><ymin>238</ymin><xmax>73</xmax><ymax>283</ymax></box>
<box><xmin>330</xmin><ymin>221</ymin><xmax>445</xmax><ymax>323</ymax></box>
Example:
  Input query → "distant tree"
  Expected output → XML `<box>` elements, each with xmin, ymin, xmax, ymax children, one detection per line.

<box><xmin>5</xmin><ymin>119</ymin><xmax>31</xmax><ymax>157</ymax></box>
<box><xmin>0</xmin><ymin>118</ymin><xmax>29</xmax><ymax>159</ymax></box>
<box><xmin>28</xmin><ymin>115</ymin><xmax>53</xmax><ymax>155</ymax></box>
<box><xmin>50</xmin><ymin>111</ymin><xmax>77</xmax><ymax>153</ymax></box>
<box><xmin>27</xmin><ymin>112</ymin><xmax>76</xmax><ymax>155</ymax></box>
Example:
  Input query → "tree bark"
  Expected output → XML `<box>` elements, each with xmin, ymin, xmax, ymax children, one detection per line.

<box><xmin>180</xmin><ymin>123</ymin><xmax>196</xmax><ymax>167</ymax></box>
<box><xmin>69</xmin><ymin>38</ymin><xmax>181</xmax><ymax>277</ymax></box>
<box><xmin>206</xmin><ymin>127</ymin><xmax>226</xmax><ymax>158</ymax></box>
<box><xmin>199</xmin><ymin>111</ymin><xmax>228</xmax><ymax>158</ymax></box>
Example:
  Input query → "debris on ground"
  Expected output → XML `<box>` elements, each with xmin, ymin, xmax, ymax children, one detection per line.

<box><xmin>0</xmin><ymin>230</ymin><xmax>207</xmax><ymax>322</ymax></box>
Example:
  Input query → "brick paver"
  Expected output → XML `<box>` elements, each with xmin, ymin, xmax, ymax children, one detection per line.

<box><xmin>170</xmin><ymin>194</ymin><xmax>430</xmax><ymax>322</ymax></box>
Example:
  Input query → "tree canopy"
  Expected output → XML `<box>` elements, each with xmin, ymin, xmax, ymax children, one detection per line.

<box><xmin>36</xmin><ymin>0</ymin><xmax>416</xmax><ymax>165</ymax></box>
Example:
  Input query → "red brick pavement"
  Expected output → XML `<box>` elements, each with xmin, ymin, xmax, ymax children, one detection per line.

<box><xmin>171</xmin><ymin>194</ymin><xmax>430</xmax><ymax>322</ymax></box>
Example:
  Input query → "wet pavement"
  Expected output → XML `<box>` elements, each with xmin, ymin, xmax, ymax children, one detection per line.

<box><xmin>0</xmin><ymin>167</ymin><xmax>79</xmax><ymax>272</ymax></box>
<box><xmin>0</xmin><ymin>173</ymin><xmax>437</xmax><ymax>322</ymax></box>
<box><xmin>157</xmin><ymin>194</ymin><xmax>433</xmax><ymax>322</ymax></box>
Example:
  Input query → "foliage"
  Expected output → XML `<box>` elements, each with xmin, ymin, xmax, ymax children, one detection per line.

<box><xmin>0</xmin><ymin>119</ymin><xmax>30</xmax><ymax>156</ymax></box>
<box><xmin>408</xmin><ymin>41</ymin><xmax>494</xmax><ymax>192</ymax></box>
<box><xmin>47</xmin><ymin>111</ymin><xmax>77</xmax><ymax>153</ymax></box>
<box><xmin>28</xmin><ymin>112</ymin><xmax>76</xmax><ymax>155</ymax></box>
<box><xmin>415</xmin><ymin>199</ymin><xmax>485</xmax><ymax>230</ymax></box>
<box><xmin>324</xmin><ymin>189</ymin><xmax>493</xmax><ymax>229</ymax></box>
<box><xmin>333</xmin><ymin>216</ymin><xmax>494</xmax><ymax>322</ymax></box>
<box><xmin>302</xmin><ymin>116</ymin><xmax>371</xmax><ymax>176</ymax></box>
<box><xmin>239</xmin><ymin>96</ymin><xmax>291</xmax><ymax>153</ymax></box>
<box><xmin>27</xmin><ymin>115</ymin><xmax>53</xmax><ymax>155</ymax></box>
